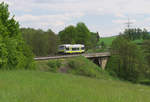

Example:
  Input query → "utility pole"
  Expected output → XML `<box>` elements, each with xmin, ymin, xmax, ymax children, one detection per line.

<box><xmin>124</xmin><ymin>17</ymin><xmax>133</xmax><ymax>40</ymax></box>
<box><xmin>125</xmin><ymin>17</ymin><xmax>133</xmax><ymax>29</ymax></box>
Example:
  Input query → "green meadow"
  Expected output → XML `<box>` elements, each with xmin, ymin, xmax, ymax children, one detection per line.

<box><xmin>98</xmin><ymin>36</ymin><xmax>117</xmax><ymax>47</ymax></box>
<box><xmin>98</xmin><ymin>36</ymin><xmax>144</xmax><ymax>47</ymax></box>
<box><xmin>0</xmin><ymin>70</ymin><xmax>150</xmax><ymax>102</ymax></box>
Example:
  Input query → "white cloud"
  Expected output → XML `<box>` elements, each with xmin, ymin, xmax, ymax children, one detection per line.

<box><xmin>6</xmin><ymin>0</ymin><xmax>150</xmax><ymax>15</ymax></box>
<box><xmin>15</xmin><ymin>12</ymin><xmax>84</xmax><ymax>32</ymax></box>
<box><xmin>1</xmin><ymin>0</ymin><xmax>150</xmax><ymax>36</ymax></box>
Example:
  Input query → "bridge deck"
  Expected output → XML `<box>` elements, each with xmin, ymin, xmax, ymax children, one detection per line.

<box><xmin>34</xmin><ymin>52</ymin><xmax>111</xmax><ymax>60</ymax></box>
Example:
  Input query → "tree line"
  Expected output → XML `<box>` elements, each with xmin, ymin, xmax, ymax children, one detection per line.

<box><xmin>21</xmin><ymin>22</ymin><xmax>100</xmax><ymax>56</ymax></box>
<box><xmin>121</xmin><ymin>28</ymin><xmax>150</xmax><ymax>40</ymax></box>
<box><xmin>21</xmin><ymin>28</ymin><xmax>58</xmax><ymax>56</ymax></box>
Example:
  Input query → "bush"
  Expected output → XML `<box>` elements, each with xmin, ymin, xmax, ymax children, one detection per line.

<box><xmin>139</xmin><ymin>79</ymin><xmax>150</xmax><ymax>85</ymax></box>
<box><xmin>47</xmin><ymin>60</ymin><xmax>61</xmax><ymax>72</ymax></box>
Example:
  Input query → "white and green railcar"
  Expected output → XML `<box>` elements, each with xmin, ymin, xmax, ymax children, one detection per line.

<box><xmin>58</xmin><ymin>44</ymin><xmax>85</xmax><ymax>54</ymax></box>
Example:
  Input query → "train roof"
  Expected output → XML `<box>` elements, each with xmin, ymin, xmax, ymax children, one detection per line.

<box><xmin>59</xmin><ymin>44</ymin><xmax>85</xmax><ymax>47</ymax></box>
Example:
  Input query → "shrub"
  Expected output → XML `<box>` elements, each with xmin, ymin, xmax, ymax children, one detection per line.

<box><xmin>47</xmin><ymin>60</ymin><xmax>61</xmax><ymax>72</ymax></box>
<box><xmin>139</xmin><ymin>79</ymin><xmax>150</xmax><ymax>85</ymax></box>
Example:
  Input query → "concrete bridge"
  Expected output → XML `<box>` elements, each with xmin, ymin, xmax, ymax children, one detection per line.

<box><xmin>34</xmin><ymin>52</ymin><xmax>111</xmax><ymax>70</ymax></box>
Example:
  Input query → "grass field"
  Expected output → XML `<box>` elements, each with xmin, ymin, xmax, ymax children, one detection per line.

<box><xmin>133</xmin><ymin>39</ymin><xmax>144</xmax><ymax>44</ymax></box>
<box><xmin>0</xmin><ymin>70</ymin><xmax>150</xmax><ymax>102</ymax></box>
<box><xmin>98</xmin><ymin>36</ymin><xmax>144</xmax><ymax>47</ymax></box>
<box><xmin>98</xmin><ymin>36</ymin><xmax>117</xmax><ymax>47</ymax></box>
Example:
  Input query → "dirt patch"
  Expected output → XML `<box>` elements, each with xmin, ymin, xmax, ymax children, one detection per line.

<box><xmin>58</xmin><ymin>60</ymin><xmax>70</xmax><ymax>73</ymax></box>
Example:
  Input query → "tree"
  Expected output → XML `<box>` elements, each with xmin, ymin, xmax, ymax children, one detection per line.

<box><xmin>121</xmin><ymin>28</ymin><xmax>150</xmax><ymax>41</ymax></box>
<box><xmin>107</xmin><ymin>36</ymin><xmax>147</xmax><ymax>82</ymax></box>
<box><xmin>0</xmin><ymin>2</ymin><xmax>34</xmax><ymax>69</ymax></box>
<box><xmin>90</xmin><ymin>32</ymin><xmax>100</xmax><ymax>49</ymax></box>
<box><xmin>58</xmin><ymin>22</ymin><xmax>97</xmax><ymax>49</ymax></box>
<box><xmin>58</xmin><ymin>25</ymin><xmax>77</xmax><ymax>44</ymax></box>
<box><xmin>21</xmin><ymin>28</ymin><xmax>58</xmax><ymax>56</ymax></box>
<box><xmin>142</xmin><ymin>40</ymin><xmax>150</xmax><ymax>66</ymax></box>
<box><xmin>100</xmin><ymin>41</ymin><xmax>106</xmax><ymax>49</ymax></box>
<box><xmin>75</xmin><ymin>22</ymin><xmax>91</xmax><ymax>48</ymax></box>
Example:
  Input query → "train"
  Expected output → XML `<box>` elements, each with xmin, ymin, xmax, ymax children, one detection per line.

<box><xmin>58</xmin><ymin>44</ymin><xmax>85</xmax><ymax>54</ymax></box>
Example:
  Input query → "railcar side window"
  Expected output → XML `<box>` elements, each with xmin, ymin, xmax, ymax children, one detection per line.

<box><xmin>66</xmin><ymin>47</ymin><xmax>69</xmax><ymax>50</ymax></box>
<box><xmin>72</xmin><ymin>48</ymin><xmax>76</xmax><ymax>51</ymax></box>
<box><xmin>72</xmin><ymin>48</ymin><xmax>80</xmax><ymax>51</ymax></box>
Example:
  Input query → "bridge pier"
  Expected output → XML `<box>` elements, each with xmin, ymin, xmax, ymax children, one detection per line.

<box><xmin>89</xmin><ymin>57</ymin><xmax>109</xmax><ymax>70</ymax></box>
<box><xmin>98</xmin><ymin>57</ymin><xmax>108</xmax><ymax>70</ymax></box>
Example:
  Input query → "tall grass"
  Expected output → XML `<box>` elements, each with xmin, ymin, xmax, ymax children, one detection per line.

<box><xmin>0</xmin><ymin>70</ymin><xmax>150</xmax><ymax>102</ymax></box>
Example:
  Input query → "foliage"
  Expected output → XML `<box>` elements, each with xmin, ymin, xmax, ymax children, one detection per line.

<box><xmin>100</xmin><ymin>41</ymin><xmax>106</xmax><ymax>48</ymax></box>
<box><xmin>21</xmin><ymin>28</ymin><xmax>58</xmax><ymax>56</ymax></box>
<box><xmin>90</xmin><ymin>32</ymin><xmax>100</xmax><ymax>49</ymax></box>
<box><xmin>107</xmin><ymin>36</ymin><xmax>147</xmax><ymax>82</ymax></box>
<box><xmin>98</xmin><ymin>36</ymin><xmax>116</xmax><ymax>47</ymax></box>
<box><xmin>0</xmin><ymin>2</ymin><xmax>34</xmax><ymax>70</ymax></box>
<box><xmin>142</xmin><ymin>40</ymin><xmax>150</xmax><ymax>66</ymax></box>
<box><xmin>121</xmin><ymin>28</ymin><xmax>150</xmax><ymax>40</ymax></box>
<box><xmin>139</xmin><ymin>79</ymin><xmax>150</xmax><ymax>85</ymax></box>
<box><xmin>58</xmin><ymin>22</ymin><xmax>99</xmax><ymax>49</ymax></box>
<box><xmin>47</xmin><ymin>60</ymin><xmax>61</xmax><ymax>72</ymax></box>
<box><xmin>141</xmin><ymin>40</ymin><xmax>150</xmax><ymax>78</ymax></box>
<box><xmin>0</xmin><ymin>71</ymin><xmax>150</xmax><ymax>102</ymax></box>
<box><xmin>58</xmin><ymin>25</ymin><xmax>77</xmax><ymax>44</ymax></box>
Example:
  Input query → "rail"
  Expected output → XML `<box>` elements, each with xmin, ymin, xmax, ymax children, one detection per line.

<box><xmin>34</xmin><ymin>52</ymin><xmax>111</xmax><ymax>60</ymax></box>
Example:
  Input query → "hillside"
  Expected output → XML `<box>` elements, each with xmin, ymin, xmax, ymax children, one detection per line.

<box><xmin>98</xmin><ymin>36</ymin><xmax>116</xmax><ymax>47</ymax></box>
<box><xmin>0</xmin><ymin>71</ymin><xmax>150</xmax><ymax>102</ymax></box>
<box><xmin>98</xmin><ymin>36</ymin><xmax>144</xmax><ymax>47</ymax></box>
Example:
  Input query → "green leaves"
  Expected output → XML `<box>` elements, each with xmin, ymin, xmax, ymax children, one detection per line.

<box><xmin>0</xmin><ymin>2</ymin><xmax>34</xmax><ymax>70</ymax></box>
<box><xmin>21</xmin><ymin>28</ymin><xmax>58</xmax><ymax>56</ymax></box>
<box><xmin>58</xmin><ymin>22</ymin><xmax>98</xmax><ymax>49</ymax></box>
<box><xmin>108</xmin><ymin>36</ymin><xmax>147</xmax><ymax>82</ymax></box>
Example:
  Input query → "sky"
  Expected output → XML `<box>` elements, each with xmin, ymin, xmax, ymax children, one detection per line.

<box><xmin>1</xmin><ymin>0</ymin><xmax>150</xmax><ymax>37</ymax></box>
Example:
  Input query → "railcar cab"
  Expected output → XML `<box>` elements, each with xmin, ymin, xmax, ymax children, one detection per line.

<box><xmin>58</xmin><ymin>44</ymin><xmax>85</xmax><ymax>54</ymax></box>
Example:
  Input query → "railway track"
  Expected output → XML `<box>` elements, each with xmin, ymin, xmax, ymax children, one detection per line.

<box><xmin>34</xmin><ymin>52</ymin><xmax>111</xmax><ymax>60</ymax></box>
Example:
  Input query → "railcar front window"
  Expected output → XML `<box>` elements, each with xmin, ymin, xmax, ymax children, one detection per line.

<box><xmin>81</xmin><ymin>47</ymin><xmax>85</xmax><ymax>50</ymax></box>
<box><xmin>59</xmin><ymin>46</ymin><xmax>65</xmax><ymax>50</ymax></box>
